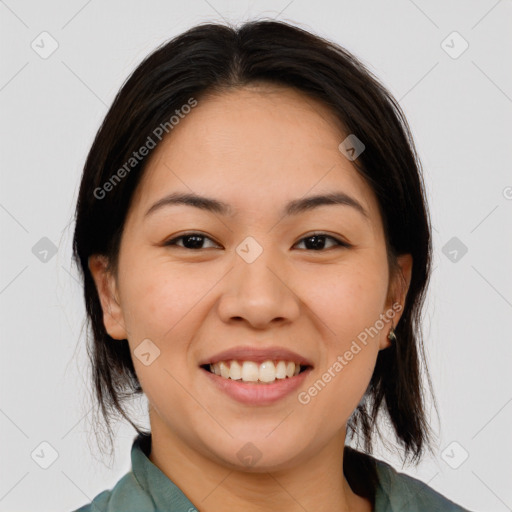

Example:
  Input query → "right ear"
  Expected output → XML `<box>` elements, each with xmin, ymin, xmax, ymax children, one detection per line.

<box><xmin>88</xmin><ymin>254</ymin><xmax>128</xmax><ymax>340</ymax></box>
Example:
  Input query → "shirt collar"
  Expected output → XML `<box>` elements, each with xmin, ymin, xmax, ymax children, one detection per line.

<box><xmin>130</xmin><ymin>432</ymin><xmax>390</xmax><ymax>511</ymax></box>
<box><xmin>131</xmin><ymin>432</ymin><xmax>197</xmax><ymax>511</ymax></box>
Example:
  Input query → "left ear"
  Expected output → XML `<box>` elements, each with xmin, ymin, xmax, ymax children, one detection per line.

<box><xmin>379</xmin><ymin>253</ymin><xmax>413</xmax><ymax>350</ymax></box>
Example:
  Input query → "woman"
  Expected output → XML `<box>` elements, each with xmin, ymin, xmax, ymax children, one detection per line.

<box><xmin>71</xmin><ymin>19</ymin><xmax>473</xmax><ymax>512</ymax></box>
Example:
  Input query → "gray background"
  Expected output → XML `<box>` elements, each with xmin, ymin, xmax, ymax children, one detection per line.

<box><xmin>1</xmin><ymin>1</ymin><xmax>511</xmax><ymax>511</ymax></box>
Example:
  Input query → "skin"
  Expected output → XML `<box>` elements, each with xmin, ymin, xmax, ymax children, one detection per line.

<box><xmin>89</xmin><ymin>84</ymin><xmax>412</xmax><ymax>512</ymax></box>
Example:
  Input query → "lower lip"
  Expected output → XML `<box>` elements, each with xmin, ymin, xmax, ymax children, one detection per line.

<box><xmin>201</xmin><ymin>367</ymin><xmax>312</xmax><ymax>405</ymax></box>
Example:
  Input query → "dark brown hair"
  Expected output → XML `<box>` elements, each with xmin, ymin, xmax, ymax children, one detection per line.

<box><xmin>72</xmin><ymin>19</ymin><xmax>437</xmax><ymax>469</ymax></box>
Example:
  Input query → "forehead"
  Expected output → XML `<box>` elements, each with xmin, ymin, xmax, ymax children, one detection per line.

<box><xmin>128</xmin><ymin>84</ymin><xmax>380</xmax><ymax>226</ymax></box>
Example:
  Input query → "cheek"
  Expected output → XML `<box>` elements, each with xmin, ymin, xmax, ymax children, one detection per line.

<box><xmin>301</xmin><ymin>259</ymin><xmax>388</xmax><ymax>341</ymax></box>
<box><xmin>119</xmin><ymin>260</ymin><xmax>226</xmax><ymax>398</ymax></box>
<box><xmin>119</xmin><ymin>262</ymin><xmax>213</xmax><ymax>340</ymax></box>
<box><xmin>297</xmin><ymin>260</ymin><xmax>386</xmax><ymax>411</ymax></box>
<box><xmin>297</xmin><ymin>340</ymin><xmax>379</xmax><ymax>441</ymax></box>
<box><xmin>120</xmin><ymin>265</ymin><xmax>208</xmax><ymax>401</ymax></box>
<box><xmin>324</xmin><ymin>350</ymin><xmax>377</xmax><ymax>421</ymax></box>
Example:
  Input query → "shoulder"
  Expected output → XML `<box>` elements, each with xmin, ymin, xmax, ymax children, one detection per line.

<box><xmin>70</xmin><ymin>470</ymin><xmax>155</xmax><ymax>512</ymax></box>
<box><xmin>374</xmin><ymin>457</ymin><xmax>474</xmax><ymax>512</ymax></box>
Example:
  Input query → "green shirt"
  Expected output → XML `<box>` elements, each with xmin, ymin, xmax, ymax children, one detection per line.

<box><xmin>72</xmin><ymin>433</ymin><xmax>473</xmax><ymax>512</ymax></box>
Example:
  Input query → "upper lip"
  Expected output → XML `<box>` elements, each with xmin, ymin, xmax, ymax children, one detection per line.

<box><xmin>198</xmin><ymin>346</ymin><xmax>314</xmax><ymax>367</ymax></box>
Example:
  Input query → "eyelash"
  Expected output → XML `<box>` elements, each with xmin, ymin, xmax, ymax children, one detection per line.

<box><xmin>163</xmin><ymin>232</ymin><xmax>351</xmax><ymax>251</ymax></box>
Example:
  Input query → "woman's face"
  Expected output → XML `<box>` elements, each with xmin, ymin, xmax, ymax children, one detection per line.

<box><xmin>90</xmin><ymin>84</ymin><xmax>411</xmax><ymax>471</ymax></box>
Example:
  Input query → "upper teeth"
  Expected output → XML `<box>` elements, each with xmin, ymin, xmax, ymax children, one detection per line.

<box><xmin>209</xmin><ymin>360</ymin><xmax>301</xmax><ymax>383</ymax></box>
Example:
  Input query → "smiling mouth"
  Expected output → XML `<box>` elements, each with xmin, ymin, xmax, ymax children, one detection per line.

<box><xmin>201</xmin><ymin>360</ymin><xmax>311</xmax><ymax>384</ymax></box>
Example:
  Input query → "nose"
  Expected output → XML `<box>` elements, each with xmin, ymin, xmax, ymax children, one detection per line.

<box><xmin>216</xmin><ymin>248</ymin><xmax>301</xmax><ymax>330</ymax></box>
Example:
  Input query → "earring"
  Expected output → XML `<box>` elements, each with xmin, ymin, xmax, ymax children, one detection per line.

<box><xmin>388</xmin><ymin>325</ymin><xmax>397</xmax><ymax>343</ymax></box>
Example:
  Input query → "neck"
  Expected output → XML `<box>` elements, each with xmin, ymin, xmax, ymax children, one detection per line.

<box><xmin>148</xmin><ymin>422</ymin><xmax>372</xmax><ymax>512</ymax></box>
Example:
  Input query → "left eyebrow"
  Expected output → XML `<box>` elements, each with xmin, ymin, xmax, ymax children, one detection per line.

<box><xmin>144</xmin><ymin>191</ymin><xmax>369</xmax><ymax>221</ymax></box>
<box><xmin>284</xmin><ymin>192</ymin><xmax>369</xmax><ymax>221</ymax></box>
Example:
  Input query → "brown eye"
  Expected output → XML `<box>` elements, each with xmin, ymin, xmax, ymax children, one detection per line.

<box><xmin>164</xmin><ymin>233</ymin><xmax>220</xmax><ymax>250</ymax></box>
<box><xmin>163</xmin><ymin>232</ymin><xmax>350</xmax><ymax>251</ymax></box>
<box><xmin>294</xmin><ymin>233</ymin><xmax>350</xmax><ymax>251</ymax></box>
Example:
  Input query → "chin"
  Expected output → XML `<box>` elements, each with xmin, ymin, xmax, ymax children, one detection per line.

<box><xmin>201</xmin><ymin>432</ymin><xmax>308</xmax><ymax>473</ymax></box>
